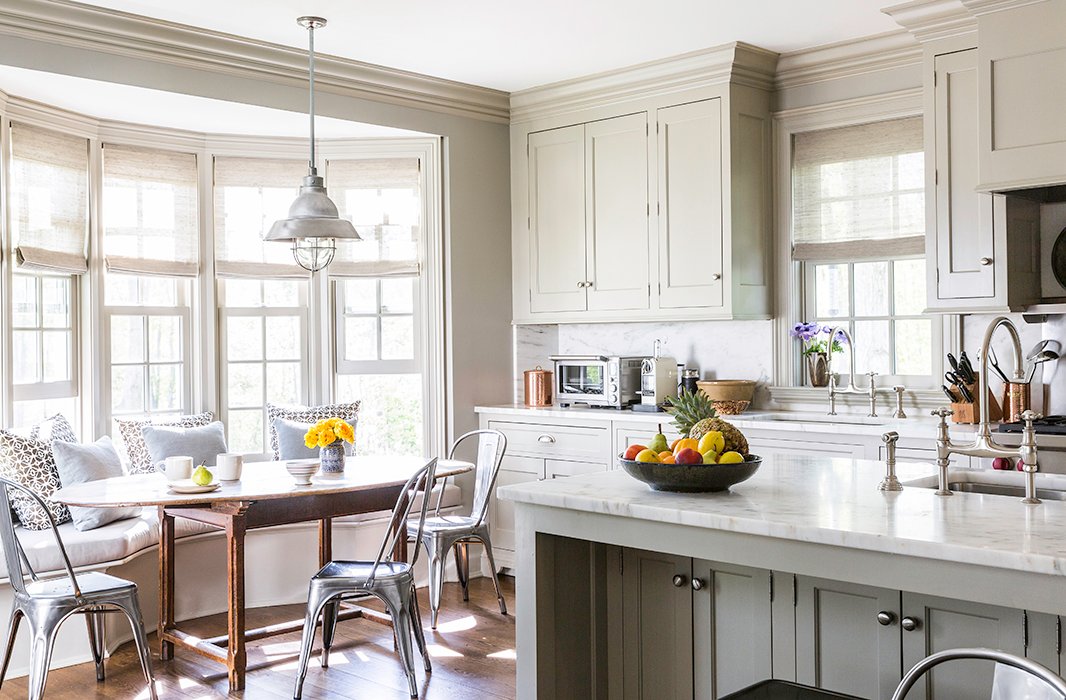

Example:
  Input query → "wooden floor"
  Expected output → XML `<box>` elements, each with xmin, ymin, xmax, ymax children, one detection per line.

<box><xmin>1</xmin><ymin>576</ymin><xmax>516</xmax><ymax>699</ymax></box>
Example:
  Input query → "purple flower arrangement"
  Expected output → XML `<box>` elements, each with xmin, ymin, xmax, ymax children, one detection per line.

<box><xmin>790</xmin><ymin>322</ymin><xmax>848</xmax><ymax>357</ymax></box>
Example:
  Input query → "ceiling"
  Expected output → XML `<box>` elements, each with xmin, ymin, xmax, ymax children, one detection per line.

<box><xmin>73</xmin><ymin>0</ymin><xmax>902</xmax><ymax>92</ymax></box>
<box><xmin>0</xmin><ymin>65</ymin><xmax>428</xmax><ymax>137</ymax></box>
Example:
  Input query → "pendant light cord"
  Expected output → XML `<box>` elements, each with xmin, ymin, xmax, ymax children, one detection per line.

<box><xmin>307</xmin><ymin>21</ymin><xmax>317</xmax><ymax>175</ymax></box>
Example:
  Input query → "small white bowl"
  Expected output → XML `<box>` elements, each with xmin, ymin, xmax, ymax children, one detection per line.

<box><xmin>285</xmin><ymin>459</ymin><xmax>320</xmax><ymax>486</ymax></box>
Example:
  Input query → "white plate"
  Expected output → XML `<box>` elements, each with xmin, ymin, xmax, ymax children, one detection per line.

<box><xmin>167</xmin><ymin>480</ymin><xmax>221</xmax><ymax>494</ymax></box>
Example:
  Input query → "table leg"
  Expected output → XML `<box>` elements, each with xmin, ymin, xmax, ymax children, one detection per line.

<box><xmin>318</xmin><ymin>517</ymin><xmax>332</xmax><ymax>567</ymax></box>
<box><xmin>158</xmin><ymin>506</ymin><xmax>175</xmax><ymax>660</ymax></box>
<box><xmin>226</xmin><ymin>509</ymin><xmax>248</xmax><ymax>692</ymax></box>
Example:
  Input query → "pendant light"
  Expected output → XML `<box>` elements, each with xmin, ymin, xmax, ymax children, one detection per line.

<box><xmin>263</xmin><ymin>16</ymin><xmax>359</xmax><ymax>273</ymax></box>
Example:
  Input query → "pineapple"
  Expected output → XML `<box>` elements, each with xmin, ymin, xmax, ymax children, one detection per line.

<box><xmin>690</xmin><ymin>417</ymin><xmax>749</xmax><ymax>455</ymax></box>
<box><xmin>670</xmin><ymin>389</ymin><xmax>717</xmax><ymax>438</ymax></box>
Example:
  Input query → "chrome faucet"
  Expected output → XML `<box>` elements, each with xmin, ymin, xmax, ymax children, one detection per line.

<box><xmin>826</xmin><ymin>326</ymin><xmax>878</xmax><ymax>417</ymax></box>
<box><xmin>931</xmin><ymin>316</ymin><xmax>1042</xmax><ymax>503</ymax></box>
<box><xmin>879</xmin><ymin>432</ymin><xmax>903</xmax><ymax>492</ymax></box>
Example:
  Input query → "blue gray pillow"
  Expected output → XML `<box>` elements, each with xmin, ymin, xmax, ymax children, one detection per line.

<box><xmin>141</xmin><ymin>421</ymin><xmax>228</xmax><ymax>469</ymax></box>
<box><xmin>52</xmin><ymin>436</ymin><xmax>141</xmax><ymax>531</ymax></box>
<box><xmin>272</xmin><ymin>418</ymin><xmax>319</xmax><ymax>461</ymax></box>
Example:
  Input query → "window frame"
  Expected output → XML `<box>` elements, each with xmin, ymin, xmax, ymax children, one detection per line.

<box><xmin>10</xmin><ymin>271</ymin><xmax>80</xmax><ymax>403</ymax></box>
<box><xmin>334</xmin><ymin>277</ymin><xmax>421</xmax><ymax>376</ymax></box>
<box><xmin>771</xmin><ymin>92</ymin><xmax>958</xmax><ymax>409</ymax></box>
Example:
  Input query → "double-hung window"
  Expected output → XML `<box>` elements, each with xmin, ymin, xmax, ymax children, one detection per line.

<box><xmin>214</xmin><ymin>157</ymin><xmax>309</xmax><ymax>457</ymax></box>
<box><xmin>7</xmin><ymin>122</ymin><xmax>88</xmax><ymax>427</ymax></box>
<box><xmin>101</xmin><ymin>144</ymin><xmax>199</xmax><ymax>435</ymax></box>
<box><xmin>329</xmin><ymin>157</ymin><xmax>424</xmax><ymax>455</ymax></box>
<box><xmin>792</xmin><ymin>116</ymin><xmax>936</xmax><ymax>385</ymax></box>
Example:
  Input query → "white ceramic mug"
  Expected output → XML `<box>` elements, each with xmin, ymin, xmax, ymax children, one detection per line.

<box><xmin>158</xmin><ymin>455</ymin><xmax>193</xmax><ymax>482</ymax></box>
<box><xmin>215</xmin><ymin>453</ymin><xmax>244</xmax><ymax>481</ymax></box>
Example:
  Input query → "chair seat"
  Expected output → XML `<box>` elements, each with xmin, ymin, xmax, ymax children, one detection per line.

<box><xmin>23</xmin><ymin>571</ymin><xmax>136</xmax><ymax>599</ymax></box>
<box><xmin>406</xmin><ymin>515</ymin><xmax>481</xmax><ymax>536</ymax></box>
<box><xmin>314</xmin><ymin>560</ymin><xmax>413</xmax><ymax>585</ymax></box>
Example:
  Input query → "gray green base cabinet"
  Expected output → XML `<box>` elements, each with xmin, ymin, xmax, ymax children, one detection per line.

<box><xmin>604</xmin><ymin>550</ymin><xmax>1034</xmax><ymax>699</ymax></box>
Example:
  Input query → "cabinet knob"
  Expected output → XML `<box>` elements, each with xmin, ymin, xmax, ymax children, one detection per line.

<box><xmin>979</xmin><ymin>257</ymin><xmax>993</xmax><ymax>266</ymax></box>
<box><xmin>537</xmin><ymin>434</ymin><xmax>556</xmax><ymax>444</ymax></box>
<box><xmin>691</xmin><ymin>577</ymin><xmax>705</xmax><ymax>591</ymax></box>
<box><xmin>877</xmin><ymin>611</ymin><xmax>896</xmax><ymax>626</ymax></box>
<box><xmin>901</xmin><ymin>616</ymin><xmax>921</xmax><ymax>631</ymax></box>
<box><xmin>577</xmin><ymin>281</ymin><xmax>586</xmax><ymax>288</ymax></box>
<box><xmin>585</xmin><ymin>280</ymin><xmax>593</xmax><ymax>287</ymax></box>
<box><xmin>672</xmin><ymin>574</ymin><xmax>687</xmax><ymax>588</ymax></box>
<box><xmin>712</xmin><ymin>273</ymin><xmax>722</xmax><ymax>281</ymax></box>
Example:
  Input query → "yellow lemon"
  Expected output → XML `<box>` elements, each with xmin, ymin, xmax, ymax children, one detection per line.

<box><xmin>718</xmin><ymin>451</ymin><xmax>745</xmax><ymax>464</ymax></box>
<box><xmin>698</xmin><ymin>431</ymin><xmax>725</xmax><ymax>454</ymax></box>
<box><xmin>635</xmin><ymin>449</ymin><xmax>662</xmax><ymax>463</ymax></box>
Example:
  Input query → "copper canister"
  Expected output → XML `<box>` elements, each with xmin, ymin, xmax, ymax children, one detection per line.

<box><xmin>1005</xmin><ymin>381</ymin><xmax>1031</xmax><ymax>423</ymax></box>
<box><xmin>524</xmin><ymin>366</ymin><xmax>552</xmax><ymax>407</ymax></box>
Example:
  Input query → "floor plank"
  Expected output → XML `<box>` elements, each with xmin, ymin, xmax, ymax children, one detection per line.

<box><xmin>0</xmin><ymin>576</ymin><xmax>516</xmax><ymax>699</ymax></box>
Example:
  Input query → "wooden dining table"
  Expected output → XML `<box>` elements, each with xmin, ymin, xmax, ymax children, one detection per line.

<box><xmin>51</xmin><ymin>457</ymin><xmax>472</xmax><ymax>692</ymax></box>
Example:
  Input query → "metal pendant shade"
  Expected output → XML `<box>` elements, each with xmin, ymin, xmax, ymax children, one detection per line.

<box><xmin>265</xmin><ymin>16</ymin><xmax>359</xmax><ymax>272</ymax></box>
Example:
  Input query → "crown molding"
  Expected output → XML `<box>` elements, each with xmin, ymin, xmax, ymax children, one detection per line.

<box><xmin>775</xmin><ymin>30</ymin><xmax>922</xmax><ymax>90</ymax></box>
<box><xmin>883</xmin><ymin>0</ymin><xmax>978</xmax><ymax>43</ymax></box>
<box><xmin>0</xmin><ymin>0</ymin><xmax>510</xmax><ymax>124</ymax></box>
<box><xmin>509</xmin><ymin>41</ymin><xmax>779</xmax><ymax>125</ymax></box>
<box><xmin>959</xmin><ymin>0</ymin><xmax>1048</xmax><ymax>15</ymax></box>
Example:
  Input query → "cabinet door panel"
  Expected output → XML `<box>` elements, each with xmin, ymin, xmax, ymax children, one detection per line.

<box><xmin>528</xmin><ymin>125</ymin><xmax>587</xmax><ymax>313</ymax></box>
<box><xmin>657</xmin><ymin>99</ymin><xmax>724</xmax><ymax>310</ymax></box>
<box><xmin>900</xmin><ymin>593</ymin><xmax>1024</xmax><ymax>700</ymax></box>
<box><xmin>796</xmin><ymin>577</ymin><xmax>901</xmax><ymax>699</ymax></box>
<box><xmin>544</xmin><ymin>459</ymin><xmax>606</xmax><ymax>480</ymax></box>
<box><xmin>692</xmin><ymin>560</ymin><xmax>772</xmax><ymax>698</ymax></box>
<box><xmin>621</xmin><ymin>549</ymin><xmax>693</xmax><ymax>700</ymax></box>
<box><xmin>933</xmin><ymin>49</ymin><xmax>995</xmax><ymax>300</ymax></box>
<box><xmin>585</xmin><ymin>113</ymin><xmax>650</xmax><ymax>312</ymax></box>
<box><xmin>746</xmin><ymin>433</ymin><xmax>866</xmax><ymax>460</ymax></box>
<box><xmin>489</xmin><ymin>455</ymin><xmax>542</xmax><ymax>553</ymax></box>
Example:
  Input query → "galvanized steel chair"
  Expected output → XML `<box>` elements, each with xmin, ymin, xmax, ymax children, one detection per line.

<box><xmin>0</xmin><ymin>477</ymin><xmax>156</xmax><ymax>700</ymax></box>
<box><xmin>292</xmin><ymin>458</ymin><xmax>438</xmax><ymax>699</ymax></box>
<box><xmin>406</xmin><ymin>429</ymin><xmax>508</xmax><ymax>629</ymax></box>
<box><xmin>892</xmin><ymin>648</ymin><xmax>1066</xmax><ymax>699</ymax></box>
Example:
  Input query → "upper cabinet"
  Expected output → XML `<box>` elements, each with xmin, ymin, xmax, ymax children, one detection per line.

<box><xmin>511</xmin><ymin>43</ymin><xmax>776</xmax><ymax>324</ymax></box>
<box><xmin>970</xmin><ymin>0</ymin><xmax>1066</xmax><ymax>192</ymax></box>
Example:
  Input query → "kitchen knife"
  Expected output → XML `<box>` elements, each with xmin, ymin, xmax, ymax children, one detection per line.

<box><xmin>947</xmin><ymin>352</ymin><xmax>960</xmax><ymax>375</ymax></box>
<box><xmin>942</xmin><ymin>384</ymin><xmax>959</xmax><ymax>403</ymax></box>
<box><xmin>957</xmin><ymin>382</ymin><xmax>974</xmax><ymax>403</ymax></box>
<box><xmin>958</xmin><ymin>352</ymin><xmax>976</xmax><ymax>383</ymax></box>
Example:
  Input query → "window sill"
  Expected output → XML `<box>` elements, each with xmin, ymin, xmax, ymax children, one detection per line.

<box><xmin>767</xmin><ymin>385</ymin><xmax>950</xmax><ymax>416</ymax></box>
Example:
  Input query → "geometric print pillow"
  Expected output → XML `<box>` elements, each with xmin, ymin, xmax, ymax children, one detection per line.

<box><xmin>265</xmin><ymin>402</ymin><xmax>360</xmax><ymax>460</ymax></box>
<box><xmin>117</xmin><ymin>411</ymin><xmax>213</xmax><ymax>474</ymax></box>
<box><xmin>0</xmin><ymin>414</ymin><xmax>78</xmax><ymax>530</ymax></box>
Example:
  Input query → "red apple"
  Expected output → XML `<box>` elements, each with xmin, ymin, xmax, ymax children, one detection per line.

<box><xmin>675</xmin><ymin>447</ymin><xmax>703</xmax><ymax>465</ymax></box>
<box><xmin>623</xmin><ymin>444</ymin><xmax>647</xmax><ymax>461</ymax></box>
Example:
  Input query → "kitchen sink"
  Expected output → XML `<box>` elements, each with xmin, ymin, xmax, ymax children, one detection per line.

<box><xmin>903</xmin><ymin>470</ymin><xmax>1066</xmax><ymax>500</ymax></box>
<box><xmin>750</xmin><ymin>413</ymin><xmax>887</xmax><ymax>427</ymax></box>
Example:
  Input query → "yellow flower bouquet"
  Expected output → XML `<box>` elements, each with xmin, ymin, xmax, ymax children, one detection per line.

<box><xmin>305</xmin><ymin>418</ymin><xmax>356</xmax><ymax>449</ymax></box>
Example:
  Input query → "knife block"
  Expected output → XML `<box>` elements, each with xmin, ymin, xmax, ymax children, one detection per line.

<box><xmin>950</xmin><ymin>379</ymin><xmax>1002</xmax><ymax>424</ymax></box>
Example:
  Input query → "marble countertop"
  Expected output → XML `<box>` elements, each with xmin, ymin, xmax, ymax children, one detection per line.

<box><xmin>498</xmin><ymin>454</ymin><xmax>1066</xmax><ymax>576</ymax></box>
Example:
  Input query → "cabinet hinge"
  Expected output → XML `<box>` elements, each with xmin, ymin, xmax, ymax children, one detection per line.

<box><xmin>527</xmin><ymin>216</ymin><xmax>531</xmax><ymax>230</ymax></box>
<box><xmin>1024</xmin><ymin>611</ymin><xmax>1030</xmax><ymax>650</ymax></box>
<box><xmin>619</xmin><ymin>549</ymin><xmax>624</xmax><ymax>577</ymax></box>
<box><xmin>647</xmin><ymin>203</ymin><xmax>650</xmax><ymax>217</ymax></box>
<box><xmin>769</xmin><ymin>572</ymin><xmax>774</xmax><ymax>602</ymax></box>
<box><xmin>657</xmin><ymin>202</ymin><xmax>661</xmax><ymax>215</ymax></box>
<box><xmin>792</xmin><ymin>575</ymin><xmax>798</xmax><ymax>607</ymax></box>
<box><xmin>935</xmin><ymin>169</ymin><xmax>938</xmax><ymax>186</ymax></box>
<box><xmin>1057</xmin><ymin>616</ymin><xmax>1061</xmax><ymax>655</ymax></box>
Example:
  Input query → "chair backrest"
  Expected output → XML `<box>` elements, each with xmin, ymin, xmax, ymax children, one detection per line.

<box><xmin>367</xmin><ymin>458</ymin><xmax>438</xmax><ymax>586</ymax></box>
<box><xmin>891</xmin><ymin>648</ymin><xmax>1066</xmax><ymax>700</ymax></box>
<box><xmin>0</xmin><ymin>477</ymin><xmax>81</xmax><ymax>597</ymax></box>
<box><xmin>438</xmin><ymin>430</ymin><xmax>506</xmax><ymax>527</ymax></box>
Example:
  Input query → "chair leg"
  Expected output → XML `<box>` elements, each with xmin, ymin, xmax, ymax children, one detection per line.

<box><xmin>428</xmin><ymin>545</ymin><xmax>446</xmax><ymax>630</ymax></box>
<box><xmin>408</xmin><ymin>584</ymin><xmax>432</xmax><ymax>673</ymax></box>
<box><xmin>480</xmin><ymin>535</ymin><xmax>508</xmax><ymax>616</ymax></box>
<box><xmin>115</xmin><ymin>595</ymin><xmax>158</xmax><ymax>700</ymax></box>
<box><xmin>84</xmin><ymin>609</ymin><xmax>105</xmax><ymax>681</ymax></box>
<box><xmin>383</xmin><ymin>594</ymin><xmax>420</xmax><ymax>698</ymax></box>
<box><xmin>453</xmin><ymin>542</ymin><xmax>470</xmax><ymax>602</ymax></box>
<box><xmin>0</xmin><ymin>607</ymin><xmax>22</xmax><ymax>690</ymax></box>
<box><xmin>320</xmin><ymin>599</ymin><xmax>339</xmax><ymax>668</ymax></box>
<box><xmin>293</xmin><ymin>589</ymin><xmax>331</xmax><ymax>700</ymax></box>
<box><xmin>27</xmin><ymin>626</ymin><xmax>58</xmax><ymax>700</ymax></box>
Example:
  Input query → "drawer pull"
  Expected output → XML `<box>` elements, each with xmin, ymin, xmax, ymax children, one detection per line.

<box><xmin>691</xmin><ymin>577</ymin><xmax>706</xmax><ymax>591</ymax></box>
<box><xmin>537</xmin><ymin>434</ymin><xmax>556</xmax><ymax>444</ymax></box>
<box><xmin>901</xmin><ymin>616</ymin><xmax>921</xmax><ymax>632</ymax></box>
<box><xmin>877</xmin><ymin>611</ymin><xmax>896</xmax><ymax>626</ymax></box>
<box><xmin>672</xmin><ymin>574</ymin><xmax>687</xmax><ymax>588</ymax></box>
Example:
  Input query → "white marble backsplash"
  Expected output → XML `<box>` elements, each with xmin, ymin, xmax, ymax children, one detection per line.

<box><xmin>514</xmin><ymin>320</ymin><xmax>774</xmax><ymax>404</ymax></box>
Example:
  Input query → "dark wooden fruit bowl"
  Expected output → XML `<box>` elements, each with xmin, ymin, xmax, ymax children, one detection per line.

<box><xmin>618</xmin><ymin>454</ymin><xmax>762</xmax><ymax>493</ymax></box>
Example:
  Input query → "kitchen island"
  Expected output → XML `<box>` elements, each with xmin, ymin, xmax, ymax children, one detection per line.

<box><xmin>499</xmin><ymin>455</ymin><xmax>1066</xmax><ymax>699</ymax></box>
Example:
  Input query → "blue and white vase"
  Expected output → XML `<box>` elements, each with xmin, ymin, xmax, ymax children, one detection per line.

<box><xmin>319</xmin><ymin>443</ymin><xmax>346</xmax><ymax>477</ymax></box>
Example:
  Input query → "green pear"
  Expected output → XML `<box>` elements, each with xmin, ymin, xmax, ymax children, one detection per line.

<box><xmin>648</xmin><ymin>433</ymin><xmax>669</xmax><ymax>454</ymax></box>
<box><xmin>191</xmin><ymin>464</ymin><xmax>213</xmax><ymax>487</ymax></box>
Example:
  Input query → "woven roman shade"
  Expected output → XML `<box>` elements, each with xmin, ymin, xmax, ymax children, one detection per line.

<box><xmin>792</xmin><ymin>116</ymin><xmax>925</xmax><ymax>262</ymax></box>
<box><xmin>103</xmin><ymin>144</ymin><xmax>199</xmax><ymax>277</ymax></box>
<box><xmin>213</xmin><ymin>156</ymin><xmax>307</xmax><ymax>278</ymax></box>
<box><xmin>9</xmin><ymin>122</ymin><xmax>89</xmax><ymax>274</ymax></box>
<box><xmin>326</xmin><ymin>158</ymin><xmax>421</xmax><ymax>278</ymax></box>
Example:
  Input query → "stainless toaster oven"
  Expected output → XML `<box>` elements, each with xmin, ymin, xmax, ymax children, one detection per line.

<box><xmin>550</xmin><ymin>355</ymin><xmax>644</xmax><ymax>408</ymax></box>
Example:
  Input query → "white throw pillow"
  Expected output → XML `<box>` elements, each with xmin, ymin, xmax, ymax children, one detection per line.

<box><xmin>52</xmin><ymin>436</ymin><xmax>141</xmax><ymax>531</ymax></box>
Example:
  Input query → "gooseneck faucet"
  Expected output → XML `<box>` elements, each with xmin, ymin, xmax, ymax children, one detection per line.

<box><xmin>826</xmin><ymin>326</ymin><xmax>878</xmax><ymax>417</ymax></box>
<box><xmin>931</xmin><ymin>316</ymin><xmax>1042</xmax><ymax>503</ymax></box>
